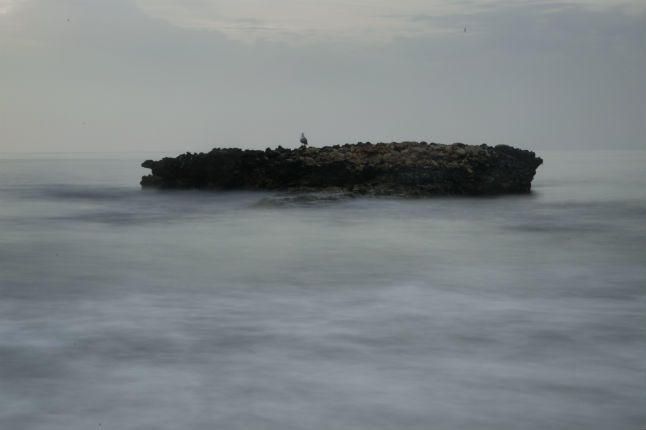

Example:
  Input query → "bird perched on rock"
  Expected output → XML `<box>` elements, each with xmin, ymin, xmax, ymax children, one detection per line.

<box><xmin>300</xmin><ymin>132</ymin><xmax>308</xmax><ymax>147</ymax></box>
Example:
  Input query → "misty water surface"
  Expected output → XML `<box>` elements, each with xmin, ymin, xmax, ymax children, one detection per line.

<box><xmin>0</xmin><ymin>150</ymin><xmax>644</xmax><ymax>429</ymax></box>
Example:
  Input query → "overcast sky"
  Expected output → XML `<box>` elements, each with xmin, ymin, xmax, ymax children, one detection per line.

<box><xmin>1</xmin><ymin>0</ymin><xmax>644</xmax><ymax>153</ymax></box>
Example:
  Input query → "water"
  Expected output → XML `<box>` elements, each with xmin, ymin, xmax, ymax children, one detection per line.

<box><xmin>1</xmin><ymin>151</ymin><xmax>644</xmax><ymax>430</ymax></box>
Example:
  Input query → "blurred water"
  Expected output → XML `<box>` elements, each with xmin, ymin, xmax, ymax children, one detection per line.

<box><xmin>0</xmin><ymin>151</ymin><xmax>644</xmax><ymax>430</ymax></box>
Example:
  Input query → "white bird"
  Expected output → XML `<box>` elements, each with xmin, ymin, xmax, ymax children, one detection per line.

<box><xmin>300</xmin><ymin>132</ymin><xmax>308</xmax><ymax>147</ymax></box>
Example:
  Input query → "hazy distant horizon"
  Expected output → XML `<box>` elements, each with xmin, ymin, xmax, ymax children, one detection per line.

<box><xmin>0</xmin><ymin>146</ymin><xmax>645</xmax><ymax>158</ymax></box>
<box><xmin>1</xmin><ymin>0</ymin><xmax>645</xmax><ymax>153</ymax></box>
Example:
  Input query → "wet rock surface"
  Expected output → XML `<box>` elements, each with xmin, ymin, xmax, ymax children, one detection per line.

<box><xmin>141</xmin><ymin>142</ymin><xmax>543</xmax><ymax>196</ymax></box>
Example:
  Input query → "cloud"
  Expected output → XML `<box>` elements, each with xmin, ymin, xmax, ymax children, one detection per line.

<box><xmin>0</xmin><ymin>0</ymin><xmax>22</xmax><ymax>14</ymax></box>
<box><xmin>133</xmin><ymin>0</ymin><xmax>646</xmax><ymax>43</ymax></box>
<box><xmin>0</xmin><ymin>0</ymin><xmax>644</xmax><ymax>153</ymax></box>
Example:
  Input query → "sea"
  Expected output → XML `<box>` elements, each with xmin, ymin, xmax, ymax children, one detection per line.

<box><xmin>0</xmin><ymin>150</ymin><xmax>644</xmax><ymax>430</ymax></box>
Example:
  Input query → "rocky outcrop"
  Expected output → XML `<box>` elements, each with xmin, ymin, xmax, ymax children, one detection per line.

<box><xmin>140</xmin><ymin>142</ymin><xmax>542</xmax><ymax>196</ymax></box>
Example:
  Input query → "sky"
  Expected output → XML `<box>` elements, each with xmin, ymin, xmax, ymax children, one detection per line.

<box><xmin>0</xmin><ymin>0</ymin><xmax>644</xmax><ymax>153</ymax></box>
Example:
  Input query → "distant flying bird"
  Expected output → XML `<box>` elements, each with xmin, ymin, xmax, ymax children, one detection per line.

<box><xmin>300</xmin><ymin>132</ymin><xmax>308</xmax><ymax>147</ymax></box>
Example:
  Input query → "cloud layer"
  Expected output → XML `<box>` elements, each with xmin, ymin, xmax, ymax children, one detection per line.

<box><xmin>0</xmin><ymin>0</ymin><xmax>644</xmax><ymax>153</ymax></box>
<box><xmin>133</xmin><ymin>0</ymin><xmax>645</xmax><ymax>43</ymax></box>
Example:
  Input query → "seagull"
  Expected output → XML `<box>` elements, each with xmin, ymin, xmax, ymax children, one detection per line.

<box><xmin>300</xmin><ymin>132</ymin><xmax>308</xmax><ymax>147</ymax></box>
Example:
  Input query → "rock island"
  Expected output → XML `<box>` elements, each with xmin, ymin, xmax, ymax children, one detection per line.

<box><xmin>141</xmin><ymin>142</ymin><xmax>542</xmax><ymax>196</ymax></box>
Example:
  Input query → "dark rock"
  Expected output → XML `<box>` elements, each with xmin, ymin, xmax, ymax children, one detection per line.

<box><xmin>140</xmin><ymin>142</ymin><xmax>543</xmax><ymax>196</ymax></box>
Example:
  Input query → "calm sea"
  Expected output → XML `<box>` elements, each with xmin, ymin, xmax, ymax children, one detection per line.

<box><xmin>1</xmin><ymin>150</ymin><xmax>644</xmax><ymax>429</ymax></box>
